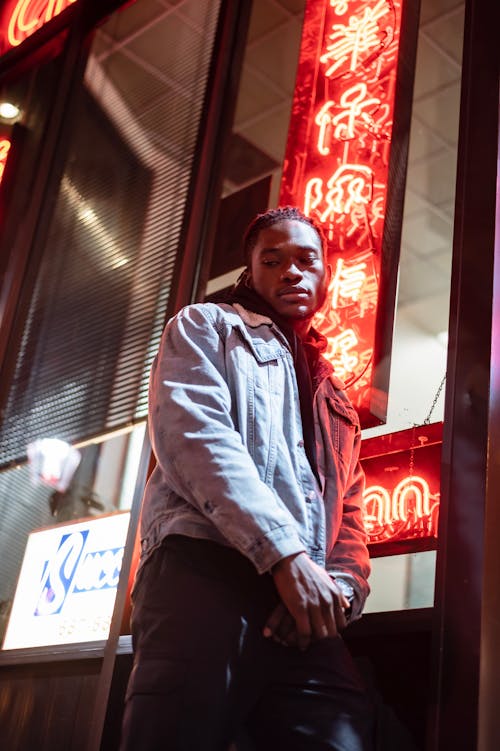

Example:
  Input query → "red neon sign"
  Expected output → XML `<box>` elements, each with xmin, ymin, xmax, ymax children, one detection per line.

<box><xmin>1</xmin><ymin>0</ymin><xmax>76</xmax><ymax>51</ymax></box>
<box><xmin>363</xmin><ymin>474</ymin><xmax>439</xmax><ymax>546</ymax></box>
<box><xmin>279</xmin><ymin>0</ymin><xmax>403</xmax><ymax>424</ymax></box>
<box><xmin>360</xmin><ymin>422</ymin><xmax>442</xmax><ymax>554</ymax></box>
<box><xmin>0</xmin><ymin>138</ymin><xmax>11</xmax><ymax>183</ymax></box>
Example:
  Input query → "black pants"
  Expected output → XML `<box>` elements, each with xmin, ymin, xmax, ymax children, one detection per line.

<box><xmin>120</xmin><ymin>536</ymin><xmax>375</xmax><ymax>751</ymax></box>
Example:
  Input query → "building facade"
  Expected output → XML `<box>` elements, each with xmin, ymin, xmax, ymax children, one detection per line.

<box><xmin>0</xmin><ymin>1</ymin><xmax>498</xmax><ymax>749</ymax></box>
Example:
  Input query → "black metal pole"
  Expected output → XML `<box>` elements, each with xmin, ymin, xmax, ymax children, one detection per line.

<box><xmin>428</xmin><ymin>0</ymin><xmax>499</xmax><ymax>747</ymax></box>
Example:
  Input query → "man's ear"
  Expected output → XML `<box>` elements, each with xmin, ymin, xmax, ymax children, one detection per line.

<box><xmin>243</xmin><ymin>268</ymin><xmax>253</xmax><ymax>289</ymax></box>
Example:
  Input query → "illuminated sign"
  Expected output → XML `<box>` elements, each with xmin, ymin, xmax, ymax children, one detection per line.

<box><xmin>0</xmin><ymin>0</ymin><xmax>76</xmax><ymax>52</ymax></box>
<box><xmin>360</xmin><ymin>422</ymin><xmax>442</xmax><ymax>555</ymax></box>
<box><xmin>279</xmin><ymin>0</ymin><xmax>404</xmax><ymax>425</ymax></box>
<box><xmin>2</xmin><ymin>511</ymin><xmax>130</xmax><ymax>649</ymax></box>
<box><xmin>0</xmin><ymin>137</ymin><xmax>11</xmax><ymax>182</ymax></box>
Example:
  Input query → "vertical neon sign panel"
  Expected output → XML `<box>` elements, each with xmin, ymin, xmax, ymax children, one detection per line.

<box><xmin>280</xmin><ymin>0</ymin><xmax>407</xmax><ymax>426</ymax></box>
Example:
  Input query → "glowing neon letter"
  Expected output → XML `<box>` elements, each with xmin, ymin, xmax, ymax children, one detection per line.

<box><xmin>320</xmin><ymin>0</ymin><xmax>390</xmax><ymax>77</ymax></box>
<box><xmin>332</xmin><ymin>83</ymin><xmax>381</xmax><ymax>141</ymax></box>
<box><xmin>0</xmin><ymin>138</ymin><xmax>11</xmax><ymax>183</ymax></box>
<box><xmin>330</xmin><ymin>257</ymin><xmax>367</xmax><ymax>308</ymax></box>
<box><xmin>304</xmin><ymin>176</ymin><xmax>324</xmax><ymax>217</ymax></box>
<box><xmin>320</xmin><ymin>164</ymin><xmax>373</xmax><ymax>221</ymax></box>
<box><xmin>7</xmin><ymin>0</ymin><xmax>76</xmax><ymax>48</ymax></box>
<box><xmin>363</xmin><ymin>475</ymin><xmax>438</xmax><ymax>542</ymax></box>
<box><xmin>315</xmin><ymin>101</ymin><xmax>335</xmax><ymax>155</ymax></box>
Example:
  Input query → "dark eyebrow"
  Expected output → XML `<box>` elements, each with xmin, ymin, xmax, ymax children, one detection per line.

<box><xmin>259</xmin><ymin>245</ymin><xmax>320</xmax><ymax>255</ymax></box>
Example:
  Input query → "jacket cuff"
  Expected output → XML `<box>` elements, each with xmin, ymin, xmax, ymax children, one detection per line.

<box><xmin>327</xmin><ymin>570</ymin><xmax>368</xmax><ymax>622</ymax></box>
<box><xmin>246</xmin><ymin>524</ymin><xmax>306</xmax><ymax>574</ymax></box>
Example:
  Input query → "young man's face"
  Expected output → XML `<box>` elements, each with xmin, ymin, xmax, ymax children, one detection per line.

<box><xmin>248</xmin><ymin>219</ymin><xmax>331</xmax><ymax>324</ymax></box>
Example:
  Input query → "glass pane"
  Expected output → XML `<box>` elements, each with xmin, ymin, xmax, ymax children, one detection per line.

<box><xmin>207</xmin><ymin>0</ymin><xmax>464</xmax><ymax>615</ymax></box>
<box><xmin>363</xmin><ymin>0</ymin><xmax>465</xmax><ymax>613</ymax></box>
<box><xmin>0</xmin><ymin>0</ymin><xmax>221</xmax><ymax>649</ymax></box>
<box><xmin>206</xmin><ymin>0</ymin><xmax>306</xmax><ymax>295</ymax></box>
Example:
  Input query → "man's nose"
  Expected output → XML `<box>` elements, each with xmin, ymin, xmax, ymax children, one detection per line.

<box><xmin>281</xmin><ymin>262</ymin><xmax>302</xmax><ymax>280</ymax></box>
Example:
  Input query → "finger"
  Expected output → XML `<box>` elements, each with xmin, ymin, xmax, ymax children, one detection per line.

<box><xmin>334</xmin><ymin>599</ymin><xmax>348</xmax><ymax>632</ymax></box>
<box><xmin>275</xmin><ymin>611</ymin><xmax>296</xmax><ymax>645</ymax></box>
<box><xmin>263</xmin><ymin>602</ymin><xmax>287</xmax><ymax>638</ymax></box>
<box><xmin>310</xmin><ymin>599</ymin><xmax>331</xmax><ymax>641</ymax></box>
<box><xmin>327</xmin><ymin>577</ymin><xmax>350</xmax><ymax>610</ymax></box>
<box><xmin>293</xmin><ymin>610</ymin><xmax>312</xmax><ymax>651</ymax></box>
<box><xmin>321</xmin><ymin>600</ymin><xmax>338</xmax><ymax>639</ymax></box>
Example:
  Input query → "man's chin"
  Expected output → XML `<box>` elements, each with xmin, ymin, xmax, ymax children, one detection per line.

<box><xmin>276</xmin><ymin>300</ymin><xmax>320</xmax><ymax>320</ymax></box>
<box><xmin>279</xmin><ymin>306</ymin><xmax>315</xmax><ymax>322</ymax></box>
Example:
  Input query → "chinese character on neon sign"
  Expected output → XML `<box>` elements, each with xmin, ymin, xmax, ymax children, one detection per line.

<box><xmin>0</xmin><ymin>138</ymin><xmax>11</xmax><ymax>182</ymax></box>
<box><xmin>280</xmin><ymin>0</ymin><xmax>403</xmax><ymax>425</ymax></box>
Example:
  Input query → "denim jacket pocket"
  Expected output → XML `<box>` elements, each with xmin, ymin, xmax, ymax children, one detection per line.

<box><xmin>232</xmin><ymin>323</ymin><xmax>286</xmax><ymax>365</ymax></box>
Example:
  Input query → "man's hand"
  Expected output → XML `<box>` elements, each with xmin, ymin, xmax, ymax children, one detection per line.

<box><xmin>264</xmin><ymin>552</ymin><xmax>350</xmax><ymax>650</ymax></box>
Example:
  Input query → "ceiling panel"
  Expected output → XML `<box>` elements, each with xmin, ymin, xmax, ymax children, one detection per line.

<box><xmin>407</xmin><ymin>123</ymin><xmax>448</xmax><ymax>165</ymax></box>
<box><xmin>91</xmin><ymin>0</ymin><xmax>465</xmax><ymax>340</ymax></box>
<box><xmin>413</xmin><ymin>81</ymin><xmax>462</xmax><ymax>146</ymax></box>
<box><xmin>408</xmin><ymin>150</ymin><xmax>458</xmax><ymax>207</ymax></box>
<box><xmin>246</xmin><ymin>0</ymin><xmax>290</xmax><ymax>42</ymax></box>
<box><xmin>401</xmin><ymin>211</ymin><xmax>453</xmax><ymax>256</ymax></box>
<box><xmin>244</xmin><ymin>18</ymin><xmax>303</xmax><ymax>97</ymax></box>
<box><xmin>275</xmin><ymin>0</ymin><xmax>306</xmax><ymax>14</ymax></box>
<box><xmin>413</xmin><ymin>35</ymin><xmax>460</xmax><ymax>100</ymax></box>
<box><xmin>419</xmin><ymin>0</ymin><xmax>463</xmax><ymax>25</ymax></box>
<box><xmin>239</xmin><ymin>103</ymin><xmax>293</xmax><ymax>163</ymax></box>
<box><xmin>425</xmin><ymin>6</ymin><xmax>465</xmax><ymax>64</ymax></box>
<box><xmin>234</xmin><ymin>66</ymin><xmax>285</xmax><ymax>127</ymax></box>
<box><xmin>103</xmin><ymin>0</ymin><xmax>167</xmax><ymax>42</ymax></box>
<box><xmin>100</xmin><ymin>50</ymin><xmax>168</xmax><ymax>110</ymax></box>
<box><xmin>397</xmin><ymin>252</ymin><xmax>450</xmax><ymax>307</ymax></box>
<box><xmin>403</xmin><ymin>189</ymin><xmax>432</xmax><ymax>218</ymax></box>
<box><xmin>401</xmin><ymin>291</ymin><xmax>451</xmax><ymax>337</ymax></box>
<box><xmin>125</xmin><ymin>14</ymin><xmax>203</xmax><ymax>88</ymax></box>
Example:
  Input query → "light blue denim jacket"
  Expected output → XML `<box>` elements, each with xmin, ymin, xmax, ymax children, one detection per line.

<box><xmin>139</xmin><ymin>302</ymin><xmax>370</xmax><ymax>618</ymax></box>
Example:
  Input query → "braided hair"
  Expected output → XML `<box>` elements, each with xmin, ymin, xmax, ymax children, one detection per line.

<box><xmin>242</xmin><ymin>206</ymin><xmax>326</xmax><ymax>266</ymax></box>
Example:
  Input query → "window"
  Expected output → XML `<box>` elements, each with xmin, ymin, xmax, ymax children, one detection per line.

<box><xmin>0</xmin><ymin>0</ymin><xmax>221</xmax><ymax>648</ymax></box>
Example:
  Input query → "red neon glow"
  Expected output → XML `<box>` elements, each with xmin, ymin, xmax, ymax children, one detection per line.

<box><xmin>279</xmin><ymin>0</ymin><xmax>403</xmax><ymax>423</ymax></box>
<box><xmin>0</xmin><ymin>138</ymin><xmax>11</xmax><ymax>183</ymax></box>
<box><xmin>363</xmin><ymin>474</ymin><xmax>439</xmax><ymax>544</ymax></box>
<box><xmin>3</xmin><ymin>0</ymin><xmax>76</xmax><ymax>49</ymax></box>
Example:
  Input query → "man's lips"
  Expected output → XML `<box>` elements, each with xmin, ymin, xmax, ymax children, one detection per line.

<box><xmin>277</xmin><ymin>286</ymin><xmax>309</xmax><ymax>297</ymax></box>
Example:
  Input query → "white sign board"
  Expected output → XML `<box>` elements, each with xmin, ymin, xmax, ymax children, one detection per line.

<box><xmin>3</xmin><ymin>511</ymin><xmax>130</xmax><ymax>650</ymax></box>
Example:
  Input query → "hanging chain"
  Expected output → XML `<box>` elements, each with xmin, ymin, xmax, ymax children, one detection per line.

<box><xmin>423</xmin><ymin>374</ymin><xmax>446</xmax><ymax>425</ymax></box>
<box><xmin>407</xmin><ymin>373</ymin><xmax>446</xmax><ymax>478</ymax></box>
<box><xmin>409</xmin><ymin>426</ymin><xmax>415</xmax><ymax>479</ymax></box>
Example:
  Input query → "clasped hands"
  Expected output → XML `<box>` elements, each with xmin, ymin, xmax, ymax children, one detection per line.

<box><xmin>263</xmin><ymin>552</ymin><xmax>350</xmax><ymax>651</ymax></box>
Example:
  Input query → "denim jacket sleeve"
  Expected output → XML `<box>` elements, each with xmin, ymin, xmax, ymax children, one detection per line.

<box><xmin>321</xmin><ymin>383</ymin><xmax>370</xmax><ymax>619</ymax></box>
<box><xmin>148</xmin><ymin>304</ymin><xmax>306</xmax><ymax>574</ymax></box>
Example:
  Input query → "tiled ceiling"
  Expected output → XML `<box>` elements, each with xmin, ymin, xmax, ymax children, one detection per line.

<box><xmin>93</xmin><ymin>0</ymin><xmax>465</xmax><ymax>338</ymax></box>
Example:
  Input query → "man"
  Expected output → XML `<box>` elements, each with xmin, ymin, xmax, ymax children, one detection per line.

<box><xmin>121</xmin><ymin>206</ymin><xmax>373</xmax><ymax>750</ymax></box>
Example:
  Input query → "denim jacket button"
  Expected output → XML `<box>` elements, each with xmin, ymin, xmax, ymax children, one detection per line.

<box><xmin>297</xmin><ymin>439</ymin><xmax>304</xmax><ymax>448</ymax></box>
